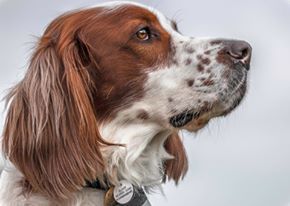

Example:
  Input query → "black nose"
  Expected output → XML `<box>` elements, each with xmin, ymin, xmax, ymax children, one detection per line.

<box><xmin>223</xmin><ymin>40</ymin><xmax>252</xmax><ymax>69</ymax></box>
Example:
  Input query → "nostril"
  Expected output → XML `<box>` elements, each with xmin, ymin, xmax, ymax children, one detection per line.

<box><xmin>225</xmin><ymin>40</ymin><xmax>252</xmax><ymax>61</ymax></box>
<box><xmin>241</xmin><ymin>48</ymin><xmax>249</xmax><ymax>59</ymax></box>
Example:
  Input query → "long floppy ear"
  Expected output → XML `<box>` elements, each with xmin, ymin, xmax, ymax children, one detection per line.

<box><xmin>164</xmin><ymin>132</ymin><xmax>188</xmax><ymax>183</ymax></box>
<box><xmin>2</xmin><ymin>25</ymin><xmax>108</xmax><ymax>199</ymax></box>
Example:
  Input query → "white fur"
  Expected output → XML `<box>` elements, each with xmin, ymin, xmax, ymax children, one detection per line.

<box><xmin>100</xmin><ymin>110</ymin><xmax>173</xmax><ymax>188</ymax></box>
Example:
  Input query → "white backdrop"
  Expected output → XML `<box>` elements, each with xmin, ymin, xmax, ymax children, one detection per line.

<box><xmin>0</xmin><ymin>0</ymin><xmax>290</xmax><ymax>206</ymax></box>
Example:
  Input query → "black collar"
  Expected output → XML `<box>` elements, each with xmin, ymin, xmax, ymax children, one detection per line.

<box><xmin>85</xmin><ymin>179</ymin><xmax>108</xmax><ymax>190</ymax></box>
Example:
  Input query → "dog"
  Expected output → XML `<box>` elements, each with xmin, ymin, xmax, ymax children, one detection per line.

<box><xmin>0</xmin><ymin>1</ymin><xmax>251</xmax><ymax>205</ymax></box>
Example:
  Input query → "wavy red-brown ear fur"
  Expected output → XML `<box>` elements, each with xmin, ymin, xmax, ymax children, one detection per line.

<box><xmin>164</xmin><ymin>132</ymin><xmax>188</xmax><ymax>183</ymax></box>
<box><xmin>2</xmin><ymin>14</ymin><xmax>109</xmax><ymax>200</ymax></box>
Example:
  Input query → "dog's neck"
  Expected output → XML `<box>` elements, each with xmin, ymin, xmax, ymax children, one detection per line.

<box><xmin>100</xmin><ymin>120</ymin><xmax>173</xmax><ymax>188</ymax></box>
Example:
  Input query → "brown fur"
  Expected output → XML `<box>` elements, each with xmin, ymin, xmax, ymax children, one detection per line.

<box><xmin>164</xmin><ymin>133</ymin><xmax>188</xmax><ymax>183</ymax></box>
<box><xmin>2</xmin><ymin>5</ymin><xmax>187</xmax><ymax>201</ymax></box>
<box><xmin>2</xmin><ymin>22</ymin><xmax>110</xmax><ymax>201</ymax></box>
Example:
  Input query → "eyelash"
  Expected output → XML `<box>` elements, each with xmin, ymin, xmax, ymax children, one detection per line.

<box><xmin>172</xmin><ymin>21</ymin><xmax>179</xmax><ymax>32</ymax></box>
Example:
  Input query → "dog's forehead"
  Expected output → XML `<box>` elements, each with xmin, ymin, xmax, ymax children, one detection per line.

<box><xmin>90</xmin><ymin>1</ymin><xmax>175</xmax><ymax>33</ymax></box>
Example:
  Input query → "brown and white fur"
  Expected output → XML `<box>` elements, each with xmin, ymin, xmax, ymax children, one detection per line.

<box><xmin>0</xmin><ymin>1</ymin><xmax>252</xmax><ymax>205</ymax></box>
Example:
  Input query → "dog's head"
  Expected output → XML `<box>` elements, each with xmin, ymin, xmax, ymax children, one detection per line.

<box><xmin>2</xmin><ymin>2</ymin><xmax>251</xmax><ymax>200</ymax></box>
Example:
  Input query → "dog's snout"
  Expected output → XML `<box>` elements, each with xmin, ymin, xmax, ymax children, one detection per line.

<box><xmin>223</xmin><ymin>40</ymin><xmax>252</xmax><ymax>70</ymax></box>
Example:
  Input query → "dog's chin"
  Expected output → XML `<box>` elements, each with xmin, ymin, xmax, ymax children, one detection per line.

<box><xmin>169</xmin><ymin>67</ymin><xmax>248</xmax><ymax>132</ymax></box>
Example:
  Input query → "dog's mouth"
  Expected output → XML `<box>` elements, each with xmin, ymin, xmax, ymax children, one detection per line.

<box><xmin>169</xmin><ymin>107</ymin><xmax>214</xmax><ymax>131</ymax></box>
<box><xmin>169</xmin><ymin>108</ymin><xmax>208</xmax><ymax>128</ymax></box>
<box><xmin>169</xmin><ymin>63</ymin><xmax>248</xmax><ymax>131</ymax></box>
<box><xmin>169</xmin><ymin>98</ymin><xmax>242</xmax><ymax>131</ymax></box>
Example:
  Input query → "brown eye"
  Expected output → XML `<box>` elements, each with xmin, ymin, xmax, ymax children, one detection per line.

<box><xmin>136</xmin><ymin>28</ymin><xmax>150</xmax><ymax>41</ymax></box>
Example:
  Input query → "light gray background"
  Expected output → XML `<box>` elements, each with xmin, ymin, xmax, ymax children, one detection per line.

<box><xmin>0</xmin><ymin>0</ymin><xmax>290</xmax><ymax>205</ymax></box>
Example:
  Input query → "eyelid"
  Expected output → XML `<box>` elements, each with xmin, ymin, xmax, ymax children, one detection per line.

<box><xmin>135</xmin><ymin>24</ymin><xmax>149</xmax><ymax>32</ymax></box>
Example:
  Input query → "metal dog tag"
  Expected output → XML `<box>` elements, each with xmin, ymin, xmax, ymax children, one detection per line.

<box><xmin>104</xmin><ymin>180</ymin><xmax>151</xmax><ymax>206</ymax></box>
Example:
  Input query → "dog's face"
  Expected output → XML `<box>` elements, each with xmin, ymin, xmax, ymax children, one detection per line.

<box><xmin>2</xmin><ymin>1</ymin><xmax>252</xmax><ymax>200</ymax></box>
<box><xmin>88</xmin><ymin>3</ymin><xmax>251</xmax><ymax>132</ymax></box>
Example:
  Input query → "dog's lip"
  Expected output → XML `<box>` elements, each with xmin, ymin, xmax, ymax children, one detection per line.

<box><xmin>169</xmin><ymin>107</ymin><xmax>210</xmax><ymax>128</ymax></box>
<box><xmin>169</xmin><ymin>91</ymin><xmax>245</xmax><ymax>131</ymax></box>
<box><xmin>234</xmin><ymin>60</ymin><xmax>250</xmax><ymax>71</ymax></box>
<box><xmin>171</xmin><ymin>106</ymin><xmax>225</xmax><ymax>131</ymax></box>
<box><xmin>169</xmin><ymin>111</ymin><xmax>196</xmax><ymax>128</ymax></box>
